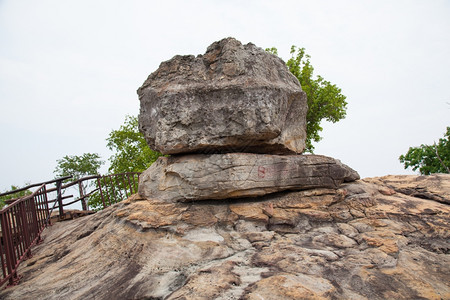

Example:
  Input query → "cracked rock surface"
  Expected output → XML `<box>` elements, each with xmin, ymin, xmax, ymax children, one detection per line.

<box><xmin>138</xmin><ymin>153</ymin><xmax>360</xmax><ymax>202</ymax></box>
<box><xmin>137</xmin><ymin>37</ymin><xmax>307</xmax><ymax>155</ymax></box>
<box><xmin>0</xmin><ymin>175</ymin><xmax>448</xmax><ymax>299</ymax></box>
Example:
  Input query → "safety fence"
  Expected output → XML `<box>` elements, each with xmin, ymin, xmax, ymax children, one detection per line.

<box><xmin>0</xmin><ymin>172</ymin><xmax>141</xmax><ymax>287</ymax></box>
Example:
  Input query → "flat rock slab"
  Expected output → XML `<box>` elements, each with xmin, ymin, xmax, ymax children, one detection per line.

<box><xmin>138</xmin><ymin>153</ymin><xmax>360</xmax><ymax>202</ymax></box>
<box><xmin>137</xmin><ymin>37</ymin><xmax>307</xmax><ymax>155</ymax></box>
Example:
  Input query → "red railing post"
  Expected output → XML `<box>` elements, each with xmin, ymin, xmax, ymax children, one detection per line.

<box><xmin>97</xmin><ymin>177</ymin><xmax>107</xmax><ymax>209</ymax></box>
<box><xmin>42</xmin><ymin>185</ymin><xmax>50</xmax><ymax>226</ymax></box>
<box><xmin>29</xmin><ymin>194</ymin><xmax>41</xmax><ymax>246</ymax></box>
<box><xmin>126</xmin><ymin>173</ymin><xmax>132</xmax><ymax>196</ymax></box>
<box><xmin>19</xmin><ymin>201</ymin><xmax>32</xmax><ymax>259</ymax></box>
<box><xmin>56</xmin><ymin>180</ymin><xmax>64</xmax><ymax>220</ymax></box>
<box><xmin>78</xmin><ymin>181</ymin><xmax>87</xmax><ymax>211</ymax></box>
<box><xmin>108</xmin><ymin>176</ymin><xmax>116</xmax><ymax>206</ymax></box>
<box><xmin>1</xmin><ymin>210</ymin><xmax>18</xmax><ymax>286</ymax></box>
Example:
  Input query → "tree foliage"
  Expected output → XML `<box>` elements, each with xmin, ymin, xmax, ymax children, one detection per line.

<box><xmin>106</xmin><ymin>115</ymin><xmax>163</xmax><ymax>174</ymax></box>
<box><xmin>54</xmin><ymin>153</ymin><xmax>104</xmax><ymax>181</ymax></box>
<box><xmin>266</xmin><ymin>46</ymin><xmax>348</xmax><ymax>152</ymax></box>
<box><xmin>399</xmin><ymin>127</ymin><xmax>450</xmax><ymax>175</ymax></box>
<box><xmin>54</xmin><ymin>153</ymin><xmax>105</xmax><ymax>209</ymax></box>
<box><xmin>51</xmin><ymin>116</ymin><xmax>163</xmax><ymax>211</ymax></box>
<box><xmin>0</xmin><ymin>185</ymin><xmax>32</xmax><ymax>208</ymax></box>
<box><xmin>86</xmin><ymin>115</ymin><xmax>163</xmax><ymax>211</ymax></box>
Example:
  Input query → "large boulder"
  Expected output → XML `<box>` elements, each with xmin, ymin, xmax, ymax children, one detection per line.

<box><xmin>137</xmin><ymin>37</ymin><xmax>307</xmax><ymax>155</ymax></box>
<box><xmin>138</xmin><ymin>153</ymin><xmax>360</xmax><ymax>202</ymax></box>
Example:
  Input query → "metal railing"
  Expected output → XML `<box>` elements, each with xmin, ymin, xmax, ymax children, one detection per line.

<box><xmin>97</xmin><ymin>172</ymin><xmax>141</xmax><ymax>208</ymax></box>
<box><xmin>0</xmin><ymin>184</ymin><xmax>50</xmax><ymax>287</ymax></box>
<box><xmin>0</xmin><ymin>172</ymin><xmax>141</xmax><ymax>287</ymax></box>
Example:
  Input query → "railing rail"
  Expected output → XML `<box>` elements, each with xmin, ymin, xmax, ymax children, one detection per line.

<box><xmin>0</xmin><ymin>176</ymin><xmax>72</xmax><ymax>197</ymax></box>
<box><xmin>97</xmin><ymin>172</ymin><xmax>141</xmax><ymax>208</ymax></box>
<box><xmin>0</xmin><ymin>172</ymin><xmax>141</xmax><ymax>287</ymax></box>
<box><xmin>0</xmin><ymin>184</ymin><xmax>49</xmax><ymax>287</ymax></box>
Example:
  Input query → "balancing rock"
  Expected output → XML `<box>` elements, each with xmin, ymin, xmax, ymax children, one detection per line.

<box><xmin>137</xmin><ymin>37</ymin><xmax>307</xmax><ymax>155</ymax></box>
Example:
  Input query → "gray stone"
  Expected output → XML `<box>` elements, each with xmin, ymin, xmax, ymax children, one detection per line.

<box><xmin>137</xmin><ymin>37</ymin><xmax>307</xmax><ymax>155</ymax></box>
<box><xmin>138</xmin><ymin>153</ymin><xmax>360</xmax><ymax>202</ymax></box>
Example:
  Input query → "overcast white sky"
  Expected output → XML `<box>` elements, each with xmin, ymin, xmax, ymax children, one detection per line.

<box><xmin>1</xmin><ymin>0</ymin><xmax>449</xmax><ymax>191</ymax></box>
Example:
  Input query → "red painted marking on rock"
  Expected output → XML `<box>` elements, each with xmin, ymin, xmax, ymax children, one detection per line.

<box><xmin>258</xmin><ymin>166</ymin><xmax>266</xmax><ymax>178</ymax></box>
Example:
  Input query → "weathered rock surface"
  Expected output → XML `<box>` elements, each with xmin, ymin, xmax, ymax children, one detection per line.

<box><xmin>137</xmin><ymin>37</ymin><xmax>307</xmax><ymax>155</ymax></box>
<box><xmin>138</xmin><ymin>153</ymin><xmax>360</xmax><ymax>202</ymax></box>
<box><xmin>1</xmin><ymin>175</ymin><xmax>449</xmax><ymax>299</ymax></box>
<box><xmin>364</xmin><ymin>173</ymin><xmax>450</xmax><ymax>205</ymax></box>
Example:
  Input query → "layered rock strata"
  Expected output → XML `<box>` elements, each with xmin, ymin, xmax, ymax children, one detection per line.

<box><xmin>137</xmin><ymin>37</ymin><xmax>307</xmax><ymax>155</ymax></box>
<box><xmin>139</xmin><ymin>153</ymin><xmax>359</xmax><ymax>202</ymax></box>
<box><xmin>1</xmin><ymin>175</ymin><xmax>448</xmax><ymax>299</ymax></box>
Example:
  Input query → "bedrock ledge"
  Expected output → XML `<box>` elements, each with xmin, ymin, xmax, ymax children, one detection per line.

<box><xmin>138</xmin><ymin>153</ymin><xmax>360</xmax><ymax>203</ymax></box>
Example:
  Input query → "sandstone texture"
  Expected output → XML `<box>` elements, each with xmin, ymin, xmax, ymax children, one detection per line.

<box><xmin>137</xmin><ymin>37</ymin><xmax>307</xmax><ymax>155</ymax></box>
<box><xmin>139</xmin><ymin>153</ymin><xmax>359</xmax><ymax>202</ymax></box>
<box><xmin>364</xmin><ymin>174</ymin><xmax>450</xmax><ymax>205</ymax></box>
<box><xmin>1</xmin><ymin>175</ymin><xmax>449</xmax><ymax>300</ymax></box>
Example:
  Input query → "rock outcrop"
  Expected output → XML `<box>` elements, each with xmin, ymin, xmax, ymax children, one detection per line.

<box><xmin>137</xmin><ymin>37</ymin><xmax>307</xmax><ymax>155</ymax></box>
<box><xmin>139</xmin><ymin>153</ymin><xmax>359</xmax><ymax>202</ymax></box>
<box><xmin>2</xmin><ymin>38</ymin><xmax>446</xmax><ymax>300</ymax></box>
<box><xmin>137</xmin><ymin>37</ymin><xmax>359</xmax><ymax>203</ymax></box>
<box><xmin>1</xmin><ymin>175</ymin><xmax>448</xmax><ymax>299</ymax></box>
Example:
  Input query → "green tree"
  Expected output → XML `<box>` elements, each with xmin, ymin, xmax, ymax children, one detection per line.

<box><xmin>266</xmin><ymin>46</ymin><xmax>347</xmax><ymax>152</ymax></box>
<box><xmin>399</xmin><ymin>127</ymin><xmax>450</xmax><ymax>175</ymax></box>
<box><xmin>0</xmin><ymin>185</ymin><xmax>32</xmax><ymax>208</ymax></box>
<box><xmin>106</xmin><ymin>115</ymin><xmax>163</xmax><ymax>174</ymax></box>
<box><xmin>87</xmin><ymin>115</ymin><xmax>164</xmax><ymax>211</ymax></box>
<box><xmin>54</xmin><ymin>153</ymin><xmax>104</xmax><ymax>181</ymax></box>
<box><xmin>54</xmin><ymin>153</ymin><xmax>104</xmax><ymax>210</ymax></box>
